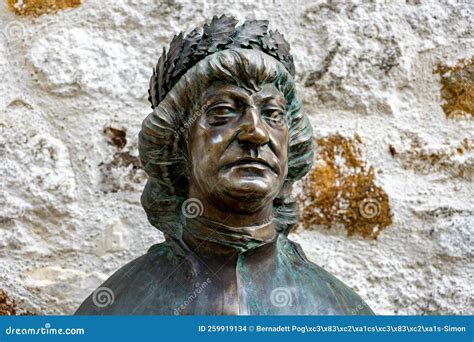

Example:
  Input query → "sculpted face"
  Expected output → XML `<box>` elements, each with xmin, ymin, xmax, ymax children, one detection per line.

<box><xmin>187</xmin><ymin>82</ymin><xmax>289</xmax><ymax>213</ymax></box>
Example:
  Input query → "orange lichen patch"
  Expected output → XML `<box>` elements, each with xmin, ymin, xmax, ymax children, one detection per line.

<box><xmin>433</xmin><ymin>56</ymin><xmax>474</xmax><ymax>118</ymax></box>
<box><xmin>0</xmin><ymin>289</ymin><xmax>34</xmax><ymax>315</ymax></box>
<box><xmin>7</xmin><ymin>0</ymin><xmax>81</xmax><ymax>16</ymax></box>
<box><xmin>395</xmin><ymin>134</ymin><xmax>473</xmax><ymax>179</ymax></box>
<box><xmin>298</xmin><ymin>135</ymin><xmax>392</xmax><ymax>239</ymax></box>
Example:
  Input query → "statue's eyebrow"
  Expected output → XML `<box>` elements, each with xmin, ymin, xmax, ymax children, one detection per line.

<box><xmin>256</xmin><ymin>94</ymin><xmax>284</xmax><ymax>104</ymax></box>
<box><xmin>255</xmin><ymin>94</ymin><xmax>275</xmax><ymax>102</ymax></box>
<box><xmin>204</xmin><ymin>87</ymin><xmax>252</xmax><ymax>106</ymax></box>
<box><xmin>253</xmin><ymin>92</ymin><xmax>286</xmax><ymax>110</ymax></box>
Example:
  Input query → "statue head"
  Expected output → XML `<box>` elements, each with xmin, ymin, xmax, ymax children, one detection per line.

<box><xmin>139</xmin><ymin>15</ymin><xmax>313</xmax><ymax>242</ymax></box>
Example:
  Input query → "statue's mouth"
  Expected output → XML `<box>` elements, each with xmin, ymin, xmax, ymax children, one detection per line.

<box><xmin>224</xmin><ymin>157</ymin><xmax>277</xmax><ymax>174</ymax></box>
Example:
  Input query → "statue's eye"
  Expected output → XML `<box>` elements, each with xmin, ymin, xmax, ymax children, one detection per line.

<box><xmin>207</xmin><ymin>105</ymin><xmax>237</xmax><ymax>125</ymax></box>
<box><xmin>262</xmin><ymin>108</ymin><xmax>286</xmax><ymax>127</ymax></box>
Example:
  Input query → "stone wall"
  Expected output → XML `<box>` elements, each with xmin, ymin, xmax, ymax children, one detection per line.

<box><xmin>1</xmin><ymin>0</ymin><xmax>472</xmax><ymax>315</ymax></box>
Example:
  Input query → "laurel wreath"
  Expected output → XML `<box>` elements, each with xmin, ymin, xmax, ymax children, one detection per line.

<box><xmin>148</xmin><ymin>14</ymin><xmax>295</xmax><ymax>109</ymax></box>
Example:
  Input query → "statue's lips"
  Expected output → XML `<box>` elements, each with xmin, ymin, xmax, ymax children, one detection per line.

<box><xmin>223</xmin><ymin>157</ymin><xmax>277</xmax><ymax>174</ymax></box>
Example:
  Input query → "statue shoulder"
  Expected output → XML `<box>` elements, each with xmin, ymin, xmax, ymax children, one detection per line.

<box><xmin>279</xmin><ymin>237</ymin><xmax>374</xmax><ymax>315</ymax></box>
<box><xmin>74</xmin><ymin>242</ymin><xmax>180</xmax><ymax>315</ymax></box>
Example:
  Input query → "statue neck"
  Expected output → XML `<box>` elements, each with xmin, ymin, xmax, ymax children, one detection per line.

<box><xmin>183</xmin><ymin>215</ymin><xmax>277</xmax><ymax>256</ymax></box>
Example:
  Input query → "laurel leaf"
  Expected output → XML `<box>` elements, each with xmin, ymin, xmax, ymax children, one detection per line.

<box><xmin>231</xmin><ymin>19</ymin><xmax>269</xmax><ymax>48</ymax></box>
<box><xmin>284</xmin><ymin>55</ymin><xmax>295</xmax><ymax>76</ymax></box>
<box><xmin>148</xmin><ymin>47</ymin><xmax>167</xmax><ymax>108</ymax></box>
<box><xmin>260</xmin><ymin>29</ymin><xmax>278</xmax><ymax>52</ymax></box>
<box><xmin>164</xmin><ymin>32</ymin><xmax>184</xmax><ymax>87</ymax></box>
<box><xmin>172</xmin><ymin>28</ymin><xmax>201</xmax><ymax>80</ymax></box>
<box><xmin>147</xmin><ymin>71</ymin><xmax>156</xmax><ymax>108</ymax></box>
<box><xmin>273</xmin><ymin>30</ymin><xmax>291</xmax><ymax>59</ymax></box>
<box><xmin>197</xmin><ymin>14</ymin><xmax>238</xmax><ymax>54</ymax></box>
<box><xmin>157</xmin><ymin>48</ymin><xmax>167</xmax><ymax>103</ymax></box>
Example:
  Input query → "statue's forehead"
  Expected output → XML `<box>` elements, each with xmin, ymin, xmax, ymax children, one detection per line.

<box><xmin>200</xmin><ymin>82</ymin><xmax>285</xmax><ymax>104</ymax></box>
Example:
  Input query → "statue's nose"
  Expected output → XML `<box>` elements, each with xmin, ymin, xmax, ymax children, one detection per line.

<box><xmin>237</xmin><ymin>108</ymin><xmax>270</xmax><ymax>146</ymax></box>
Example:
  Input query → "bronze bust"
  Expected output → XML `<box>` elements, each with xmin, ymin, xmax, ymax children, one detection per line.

<box><xmin>75</xmin><ymin>15</ymin><xmax>374</xmax><ymax>315</ymax></box>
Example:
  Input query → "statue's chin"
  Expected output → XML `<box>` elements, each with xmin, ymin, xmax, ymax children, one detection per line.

<box><xmin>225</xmin><ymin>182</ymin><xmax>270</xmax><ymax>198</ymax></box>
<box><xmin>213</xmin><ymin>176</ymin><xmax>279</xmax><ymax>213</ymax></box>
